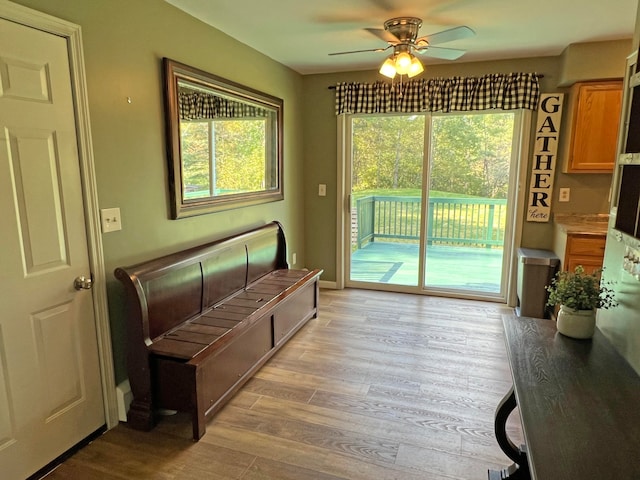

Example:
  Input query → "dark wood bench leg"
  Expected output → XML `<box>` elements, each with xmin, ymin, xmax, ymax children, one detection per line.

<box><xmin>127</xmin><ymin>398</ymin><xmax>155</xmax><ymax>431</ymax></box>
<box><xmin>488</xmin><ymin>387</ymin><xmax>530</xmax><ymax>480</ymax></box>
<box><xmin>191</xmin><ymin>372</ymin><xmax>206</xmax><ymax>441</ymax></box>
<box><xmin>192</xmin><ymin>408</ymin><xmax>206</xmax><ymax>441</ymax></box>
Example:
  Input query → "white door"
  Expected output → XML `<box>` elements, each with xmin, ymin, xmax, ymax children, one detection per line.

<box><xmin>0</xmin><ymin>17</ymin><xmax>105</xmax><ymax>480</ymax></box>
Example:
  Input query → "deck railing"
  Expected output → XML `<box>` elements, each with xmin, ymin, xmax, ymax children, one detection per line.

<box><xmin>355</xmin><ymin>195</ymin><xmax>507</xmax><ymax>249</ymax></box>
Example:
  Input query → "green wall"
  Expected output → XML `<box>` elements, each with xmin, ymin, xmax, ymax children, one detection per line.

<box><xmin>12</xmin><ymin>0</ymin><xmax>306</xmax><ymax>382</ymax></box>
<box><xmin>302</xmin><ymin>43</ymin><xmax>630</xmax><ymax>282</ymax></box>
<box><xmin>559</xmin><ymin>39</ymin><xmax>632</xmax><ymax>86</ymax></box>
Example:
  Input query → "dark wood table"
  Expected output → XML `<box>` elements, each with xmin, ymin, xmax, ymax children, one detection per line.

<box><xmin>490</xmin><ymin>314</ymin><xmax>640</xmax><ymax>480</ymax></box>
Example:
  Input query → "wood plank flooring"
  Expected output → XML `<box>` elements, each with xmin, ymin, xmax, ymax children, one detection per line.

<box><xmin>44</xmin><ymin>288</ymin><xmax>523</xmax><ymax>480</ymax></box>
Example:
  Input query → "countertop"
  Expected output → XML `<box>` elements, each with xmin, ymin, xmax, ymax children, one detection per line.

<box><xmin>553</xmin><ymin>213</ymin><xmax>609</xmax><ymax>235</ymax></box>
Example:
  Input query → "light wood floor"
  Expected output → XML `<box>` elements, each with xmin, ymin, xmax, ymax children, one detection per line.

<box><xmin>44</xmin><ymin>288</ymin><xmax>523</xmax><ymax>480</ymax></box>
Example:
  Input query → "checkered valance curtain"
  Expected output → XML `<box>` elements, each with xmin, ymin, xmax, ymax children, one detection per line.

<box><xmin>335</xmin><ymin>73</ymin><xmax>540</xmax><ymax>114</ymax></box>
<box><xmin>179</xmin><ymin>91</ymin><xmax>270</xmax><ymax>120</ymax></box>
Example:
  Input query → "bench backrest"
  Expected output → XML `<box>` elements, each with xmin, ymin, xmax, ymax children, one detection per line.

<box><xmin>115</xmin><ymin>221</ymin><xmax>288</xmax><ymax>343</ymax></box>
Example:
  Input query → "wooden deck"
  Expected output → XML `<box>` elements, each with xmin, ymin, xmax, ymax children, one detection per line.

<box><xmin>351</xmin><ymin>242</ymin><xmax>504</xmax><ymax>293</ymax></box>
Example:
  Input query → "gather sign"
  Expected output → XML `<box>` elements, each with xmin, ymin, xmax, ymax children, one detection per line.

<box><xmin>527</xmin><ymin>93</ymin><xmax>564</xmax><ymax>222</ymax></box>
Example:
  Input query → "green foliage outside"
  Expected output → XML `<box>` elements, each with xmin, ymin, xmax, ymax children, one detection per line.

<box><xmin>351</xmin><ymin>113</ymin><xmax>515</xmax><ymax>248</ymax></box>
<box><xmin>351</xmin><ymin>113</ymin><xmax>514</xmax><ymax>198</ymax></box>
<box><xmin>352</xmin><ymin>115</ymin><xmax>424</xmax><ymax>193</ymax></box>
<box><xmin>430</xmin><ymin>114</ymin><xmax>514</xmax><ymax>198</ymax></box>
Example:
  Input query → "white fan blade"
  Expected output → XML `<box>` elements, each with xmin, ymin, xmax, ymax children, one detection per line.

<box><xmin>369</xmin><ymin>0</ymin><xmax>395</xmax><ymax>10</ymax></box>
<box><xmin>421</xmin><ymin>26</ymin><xmax>475</xmax><ymax>46</ymax></box>
<box><xmin>365</xmin><ymin>27</ymin><xmax>400</xmax><ymax>44</ymax></box>
<box><xmin>417</xmin><ymin>46</ymin><xmax>467</xmax><ymax>60</ymax></box>
<box><xmin>329</xmin><ymin>46</ymin><xmax>389</xmax><ymax>56</ymax></box>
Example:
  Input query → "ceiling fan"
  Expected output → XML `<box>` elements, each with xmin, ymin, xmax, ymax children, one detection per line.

<box><xmin>329</xmin><ymin>17</ymin><xmax>475</xmax><ymax>77</ymax></box>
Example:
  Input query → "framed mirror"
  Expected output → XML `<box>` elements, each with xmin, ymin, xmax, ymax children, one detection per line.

<box><xmin>163</xmin><ymin>58</ymin><xmax>283</xmax><ymax>218</ymax></box>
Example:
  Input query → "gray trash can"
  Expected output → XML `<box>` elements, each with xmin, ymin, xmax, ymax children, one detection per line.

<box><xmin>516</xmin><ymin>248</ymin><xmax>560</xmax><ymax>319</ymax></box>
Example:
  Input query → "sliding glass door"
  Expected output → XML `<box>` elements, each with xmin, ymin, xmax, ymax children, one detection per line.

<box><xmin>424</xmin><ymin>113</ymin><xmax>515</xmax><ymax>294</ymax></box>
<box><xmin>347</xmin><ymin>111</ymin><xmax>519</xmax><ymax>299</ymax></box>
<box><xmin>349</xmin><ymin>114</ymin><xmax>425</xmax><ymax>286</ymax></box>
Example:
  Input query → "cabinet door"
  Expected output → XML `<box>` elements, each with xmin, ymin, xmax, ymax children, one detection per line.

<box><xmin>562</xmin><ymin>234</ymin><xmax>606</xmax><ymax>274</ymax></box>
<box><xmin>566</xmin><ymin>256</ymin><xmax>604</xmax><ymax>275</ymax></box>
<box><xmin>566</xmin><ymin>81</ymin><xmax>622</xmax><ymax>173</ymax></box>
<box><xmin>566</xmin><ymin>235</ymin><xmax>606</xmax><ymax>257</ymax></box>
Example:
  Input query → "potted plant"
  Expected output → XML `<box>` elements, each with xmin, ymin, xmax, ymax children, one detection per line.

<box><xmin>546</xmin><ymin>265</ymin><xmax>616</xmax><ymax>339</ymax></box>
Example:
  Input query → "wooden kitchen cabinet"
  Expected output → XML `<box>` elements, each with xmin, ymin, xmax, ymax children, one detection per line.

<box><xmin>562</xmin><ymin>80</ymin><xmax>623</xmax><ymax>173</ymax></box>
<box><xmin>554</xmin><ymin>232</ymin><xmax>606</xmax><ymax>274</ymax></box>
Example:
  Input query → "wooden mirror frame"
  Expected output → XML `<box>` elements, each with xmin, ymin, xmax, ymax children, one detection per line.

<box><xmin>163</xmin><ymin>58</ymin><xmax>283</xmax><ymax>218</ymax></box>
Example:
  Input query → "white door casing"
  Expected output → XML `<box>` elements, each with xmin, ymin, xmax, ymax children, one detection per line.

<box><xmin>0</xmin><ymin>2</ymin><xmax>117</xmax><ymax>478</ymax></box>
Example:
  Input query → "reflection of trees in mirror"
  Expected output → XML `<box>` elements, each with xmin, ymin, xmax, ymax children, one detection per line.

<box><xmin>180</xmin><ymin>119</ymin><xmax>267</xmax><ymax>200</ymax></box>
<box><xmin>180</xmin><ymin>122</ymin><xmax>210</xmax><ymax>197</ymax></box>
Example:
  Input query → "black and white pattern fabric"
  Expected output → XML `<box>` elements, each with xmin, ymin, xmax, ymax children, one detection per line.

<box><xmin>179</xmin><ymin>91</ymin><xmax>270</xmax><ymax>120</ymax></box>
<box><xmin>335</xmin><ymin>73</ymin><xmax>540</xmax><ymax>115</ymax></box>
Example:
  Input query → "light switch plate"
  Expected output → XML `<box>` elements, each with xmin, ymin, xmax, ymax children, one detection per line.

<box><xmin>101</xmin><ymin>207</ymin><xmax>122</xmax><ymax>233</ymax></box>
<box><xmin>318</xmin><ymin>184</ymin><xmax>327</xmax><ymax>196</ymax></box>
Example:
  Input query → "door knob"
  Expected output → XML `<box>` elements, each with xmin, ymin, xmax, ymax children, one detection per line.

<box><xmin>74</xmin><ymin>275</ymin><xmax>93</xmax><ymax>290</ymax></box>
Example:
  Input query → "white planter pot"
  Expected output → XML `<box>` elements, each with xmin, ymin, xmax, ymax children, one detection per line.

<box><xmin>556</xmin><ymin>305</ymin><xmax>596</xmax><ymax>339</ymax></box>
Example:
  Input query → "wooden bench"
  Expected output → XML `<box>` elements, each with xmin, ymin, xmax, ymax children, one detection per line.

<box><xmin>114</xmin><ymin>221</ymin><xmax>322</xmax><ymax>440</ymax></box>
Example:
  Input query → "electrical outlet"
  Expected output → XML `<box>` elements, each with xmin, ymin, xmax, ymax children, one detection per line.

<box><xmin>292</xmin><ymin>253</ymin><xmax>297</xmax><ymax>265</ymax></box>
<box><xmin>559</xmin><ymin>188</ymin><xmax>570</xmax><ymax>202</ymax></box>
<box><xmin>101</xmin><ymin>207</ymin><xmax>122</xmax><ymax>233</ymax></box>
<box><xmin>318</xmin><ymin>184</ymin><xmax>326</xmax><ymax>196</ymax></box>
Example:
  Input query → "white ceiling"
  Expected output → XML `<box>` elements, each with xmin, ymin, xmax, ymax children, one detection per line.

<box><xmin>166</xmin><ymin>0</ymin><xmax>638</xmax><ymax>75</ymax></box>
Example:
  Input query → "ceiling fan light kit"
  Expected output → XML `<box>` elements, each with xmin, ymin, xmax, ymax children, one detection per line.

<box><xmin>379</xmin><ymin>57</ymin><xmax>397</xmax><ymax>78</ymax></box>
<box><xmin>379</xmin><ymin>51</ymin><xmax>424</xmax><ymax>79</ymax></box>
<box><xmin>330</xmin><ymin>17</ymin><xmax>474</xmax><ymax>81</ymax></box>
<box><xmin>408</xmin><ymin>56</ymin><xmax>424</xmax><ymax>77</ymax></box>
<box><xmin>395</xmin><ymin>51</ymin><xmax>412</xmax><ymax>71</ymax></box>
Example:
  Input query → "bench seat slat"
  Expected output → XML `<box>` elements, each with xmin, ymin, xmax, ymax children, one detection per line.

<box><xmin>201</xmin><ymin>310</ymin><xmax>249</xmax><ymax>322</ymax></box>
<box><xmin>192</xmin><ymin>317</ymin><xmax>240</xmax><ymax>329</ymax></box>
<box><xmin>268</xmin><ymin>270</ymin><xmax>309</xmax><ymax>280</ymax></box>
<box><xmin>246</xmin><ymin>284</ymin><xmax>287</xmax><ymax>294</ymax></box>
<box><xmin>150</xmin><ymin>338</ymin><xmax>209</xmax><ymax>360</ymax></box>
<box><xmin>166</xmin><ymin>330</ymin><xmax>223</xmax><ymax>345</ymax></box>
<box><xmin>180</xmin><ymin>323</ymin><xmax>230</xmax><ymax>336</ymax></box>
<box><xmin>253</xmin><ymin>282</ymin><xmax>298</xmax><ymax>291</ymax></box>
<box><xmin>162</xmin><ymin>330</ymin><xmax>211</xmax><ymax>344</ymax></box>
<box><xmin>209</xmin><ymin>304</ymin><xmax>256</xmax><ymax>315</ymax></box>
<box><xmin>271</xmin><ymin>270</ymin><xmax>308</xmax><ymax>278</ymax></box>
<box><xmin>224</xmin><ymin>298</ymin><xmax>267</xmax><ymax>309</ymax></box>
<box><xmin>234</xmin><ymin>291</ymin><xmax>278</xmax><ymax>302</ymax></box>
<box><xmin>257</xmin><ymin>277</ymin><xmax>302</xmax><ymax>286</ymax></box>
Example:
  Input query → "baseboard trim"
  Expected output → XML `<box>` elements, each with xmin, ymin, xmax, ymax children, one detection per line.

<box><xmin>116</xmin><ymin>379</ymin><xmax>132</xmax><ymax>422</ymax></box>
<box><xmin>319</xmin><ymin>280</ymin><xmax>338</xmax><ymax>289</ymax></box>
